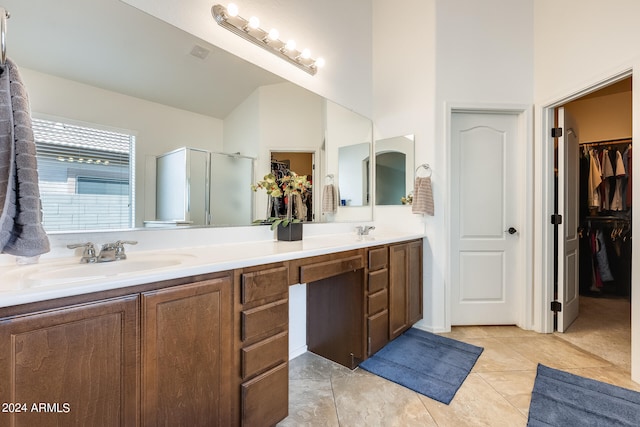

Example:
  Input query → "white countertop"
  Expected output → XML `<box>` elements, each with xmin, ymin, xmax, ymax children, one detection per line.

<box><xmin>0</xmin><ymin>232</ymin><xmax>424</xmax><ymax>309</ymax></box>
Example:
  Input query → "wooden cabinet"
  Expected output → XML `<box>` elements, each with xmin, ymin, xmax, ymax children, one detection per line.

<box><xmin>141</xmin><ymin>277</ymin><xmax>232</xmax><ymax>426</ymax></box>
<box><xmin>407</xmin><ymin>240</ymin><xmax>423</xmax><ymax>326</ymax></box>
<box><xmin>366</xmin><ymin>246</ymin><xmax>389</xmax><ymax>356</ymax></box>
<box><xmin>0</xmin><ymin>295</ymin><xmax>139</xmax><ymax>427</ymax></box>
<box><xmin>0</xmin><ymin>237</ymin><xmax>422</xmax><ymax>427</ymax></box>
<box><xmin>236</xmin><ymin>265</ymin><xmax>289</xmax><ymax>426</ymax></box>
<box><xmin>389</xmin><ymin>240</ymin><xmax>423</xmax><ymax>340</ymax></box>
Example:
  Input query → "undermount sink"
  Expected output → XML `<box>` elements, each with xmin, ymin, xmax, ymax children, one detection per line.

<box><xmin>1</xmin><ymin>252</ymin><xmax>198</xmax><ymax>290</ymax></box>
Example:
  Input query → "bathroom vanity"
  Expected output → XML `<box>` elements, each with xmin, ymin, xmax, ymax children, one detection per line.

<box><xmin>0</xmin><ymin>234</ymin><xmax>423</xmax><ymax>426</ymax></box>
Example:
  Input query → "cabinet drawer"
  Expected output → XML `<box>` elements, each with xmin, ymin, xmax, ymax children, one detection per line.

<box><xmin>368</xmin><ymin>268</ymin><xmax>388</xmax><ymax>293</ymax></box>
<box><xmin>241</xmin><ymin>331</ymin><xmax>288</xmax><ymax>380</ymax></box>
<box><xmin>299</xmin><ymin>255</ymin><xmax>363</xmax><ymax>283</ymax></box>
<box><xmin>368</xmin><ymin>289</ymin><xmax>388</xmax><ymax>316</ymax></box>
<box><xmin>241</xmin><ymin>266</ymin><xmax>289</xmax><ymax>304</ymax></box>
<box><xmin>368</xmin><ymin>309</ymin><xmax>389</xmax><ymax>356</ymax></box>
<box><xmin>368</xmin><ymin>247</ymin><xmax>388</xmax><ymax>271</ymax></box>
<box><xmin>241</xmin><ymin>298</ymin><xmax>288</xmax><ymax>342</ymax></box>
<box><xmin>241</xmin><ymin>362</ymin><xmax>288</xmax><ymax>427</ymax></box>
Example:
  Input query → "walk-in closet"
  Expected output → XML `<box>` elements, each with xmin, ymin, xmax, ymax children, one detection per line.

<box><xmin>557</xmin><ymin>76</ymin><xmax>632</xmax><ymax>360</ymax></box>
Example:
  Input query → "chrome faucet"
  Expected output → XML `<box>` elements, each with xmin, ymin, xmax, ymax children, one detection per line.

<box><xmin>67</xmin><ymin>242</ymin><xmax>97</xmax><ymax>263</ymax></box>
<box><xmin>98</xmin><ymin>240</ymin><xmax>138</xmax><ymax>262</ymax></box>
<box><xmin>68</xmin><ymin>240</ymin><xmax>137</xmax><ymax>263</ymax></box>
<box><xmin>355</xmin><ymin>225</ymin><xmax>376</xmax><ymax>236</ymax></box>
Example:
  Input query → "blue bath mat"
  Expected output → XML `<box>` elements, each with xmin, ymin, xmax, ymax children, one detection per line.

<box><xmin>528</xmin><ymin>364</ymin><xmax>640</xmax><ymax>426</ymax></box>
<box><xmin>359</xmin><ymin>328</ymin><xmax>483</xmax><ymax>404</ymax></box>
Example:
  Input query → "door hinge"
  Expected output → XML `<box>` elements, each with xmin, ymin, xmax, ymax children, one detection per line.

<box><xmin>550</xmin><ymin>214</ymin><xmax>563</xmax><ymax>225</ymax></box>
<box><xmin>551</xmin><ymin>301</ymin><xmax>562</xmax><ymax>313</ymax></box>
<box><xmin>551</xmin><ymin>127</ymin><xmax>563</xmax><ymax>138</ymax></box>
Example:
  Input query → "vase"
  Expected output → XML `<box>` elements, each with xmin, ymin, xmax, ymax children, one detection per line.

<box><xmin>266</xmin><ymin>195</ymin><xmax>274</xmax><ymax>219</ymax></box>
<box><xmin>276</xmin><ymin>222</ymin><xmax>303</xmax><ymax>241</ymax></box>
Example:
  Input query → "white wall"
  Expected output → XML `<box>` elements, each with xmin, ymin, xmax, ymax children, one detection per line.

<box><xmin>533</xmin><ymin>0</ymin><xmax>640</xmax><ymax>382</ymax></box>
<box><xmin>20</xmin><ymin>68</ymin><xmax>224</xmax><ymax>228</ymax></box>
<box><xmin>224</xmin><ymin>89</ymin><xmax>261</xmax><ymax>158</ymax></box>
<box><xmin>122</xmin><ymin>0</ymin><xmax>373</xmax><ymax>118</ymax></box>
<box><xmin>373</xmin><ymin>0</ymin><xmax>534</xmax><ymax>332</ymax></box>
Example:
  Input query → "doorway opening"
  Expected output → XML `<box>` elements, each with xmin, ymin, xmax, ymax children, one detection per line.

<box><xmin>270</xmin><ymin>151</ymin><xmax>316</xmax><ymax>222</ymax></box>
<box><xmin>553</xmin><ymin>76</ymin><xmax>632</xmax><ymax>367</ymax></box>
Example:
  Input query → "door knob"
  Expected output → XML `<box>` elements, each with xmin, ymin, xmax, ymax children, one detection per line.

<box><xmin>505</xmin><ymin>227</ymin><xmax>517</xmax><ymax>235</ymax></box>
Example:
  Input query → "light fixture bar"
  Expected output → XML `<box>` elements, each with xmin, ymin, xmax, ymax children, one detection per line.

<box><xmin>212</xmin><ymin>4</ymin><xmax>322</xmax><ymax>75</ymax></box>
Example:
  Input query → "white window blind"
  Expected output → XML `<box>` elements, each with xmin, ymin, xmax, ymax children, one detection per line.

<box><xmin>32</xmin><ymin>118</ymin><xmax>135</xmax><ymax>231</ymax></box>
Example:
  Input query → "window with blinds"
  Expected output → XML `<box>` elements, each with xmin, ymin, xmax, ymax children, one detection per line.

<box><xmin>32</xmin><ymin>118</ymin><xmax>135</xmax><ymax>231</ymax></box>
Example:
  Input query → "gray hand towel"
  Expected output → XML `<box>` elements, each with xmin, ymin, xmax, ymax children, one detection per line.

<box><xmin>412</xmin><ymin>176</ymin><xmax>434</xmax><ymax>216</ymax></box>
<box><xmin>322</xmin><ymin>184</ymin><xmax>338</xmax><ymax>214</ymax></box>
<box><xmin>0</xmin><ymin>58</ymin><xmax>50</xmax><ymax>256</ymax></box>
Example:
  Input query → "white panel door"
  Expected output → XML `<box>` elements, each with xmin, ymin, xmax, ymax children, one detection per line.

<box><xmin>556</xmin><ymin>107</ymin><xmax>580</xmax><ymax>332</ymax></box>
<box><xmin>451</xmin><ymin>112</ymin><xmax>524</xmax><ymax>325</ymax></box>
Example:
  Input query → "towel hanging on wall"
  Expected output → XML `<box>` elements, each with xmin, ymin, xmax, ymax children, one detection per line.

<box><xmin>412</xmin><ymin>176</ymin><xmax>434</xmax><ymax>216</ymax></box>
<box><xmin>0</xmin><ymin>58</ymin><xmax>50</xmax><ymax>257</ymax></box>
<box><xmin>322</xmin><ymin>183</ymin><xmax>338</xmax><ymax>214</ymax></box>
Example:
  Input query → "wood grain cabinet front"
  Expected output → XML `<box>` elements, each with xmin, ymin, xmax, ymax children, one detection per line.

<box><xmin>141</xmin><ymin>277</ymin><xmax>233</xmax><ymax>427</ymax></box>
<box><xmin>389</xmin><ymin>240</ymin><xmax>423</xmax><ymax>340</ymax></box>
<box><xmin>0</xmin><ymin>295</ymin><xmax>139</xmax><ymax>427</ymax></box>
<box><xmin>366</xmin><ymin>246</ymin><xmax>390</xmax><ymax>356</ymax></box>
<box><xmin>237</xmin><ymin>265</ymin><xmax>290</xmax><ymax>426</ymax></box>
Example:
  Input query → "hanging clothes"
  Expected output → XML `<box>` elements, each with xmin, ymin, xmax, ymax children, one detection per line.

<box><xmin>610</xmin><ymin>149</ymin><xmax>626</xmax><ymax>211</ymax></box>
<box><xmin>600</xmin><ymin>149</ymin><xmax>614</xmax><ymax>211</ymax></box>
<box><xmin>587</xmin><ymin>149</ymin><xmax>603</xmax><ymax>210</ymax></box>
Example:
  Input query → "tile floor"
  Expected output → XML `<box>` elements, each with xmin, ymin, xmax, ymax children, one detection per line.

<box><xmin>277</xmin><ymin>296</ymin><xmax>636</xmax><ymax>426</ymax></box>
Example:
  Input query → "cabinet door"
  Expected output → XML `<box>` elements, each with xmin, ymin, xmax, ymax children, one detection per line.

<box><xmin>142</xmin><ymin>277</ymin><xmax>232</xmax><ymax>427</ymax></box>
<box><xmin>389</xmin><ymin>244</ymin><xmax>408</xmax><ymax>340</ymax></box>
<box><xmin>407</xmin><ymin>240</ymin><xmax>423</xmax><ymax>325</ymax></box>
<box><xmin>0</xmin><ymin>295</ymin><xmax>139</xmax><ymax>427</ymax></box>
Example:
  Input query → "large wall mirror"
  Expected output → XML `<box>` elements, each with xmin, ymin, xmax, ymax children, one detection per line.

<box><xmin>5</xmin><ymin>0</ymin><xmax>372</xmax><ymax>231</ymax></box>
<box><xmin>375</xmin><ymin>135</ymin><xmax>415</xmax><ymax>205</ymax></box>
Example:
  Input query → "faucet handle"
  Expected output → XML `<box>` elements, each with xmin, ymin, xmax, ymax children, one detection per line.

<box><xmin>115</xmin><ymin>240</ymin><xmax>138</xmax><ymax>260</ymax></box>
<box><xmin>67</xmin><ymin>242</ymin><xmax>97</xmax><ymax>263</ymax></box>
<box><xmin>116</xmin><ymin>240</ymin><xmax>138</xmax><ymax>246</ymax></box>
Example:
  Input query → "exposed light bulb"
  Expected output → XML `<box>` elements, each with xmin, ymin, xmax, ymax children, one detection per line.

<box><xmin>227</xmin><ymin>3</ymin><xmax>238</xmax><ymax>17</ymax></box>
<box><xmin>248</xmin><ymin>16</ymin><xmax>260</xmax><ymax>29</ymax></box>
<box><xmin>285</xmin><ymin>39</ymin><xmax>296</xmax><ymax>51</ymax></box>
<box><xmin>268</xmin><ymin>28</ymin><xmax>279</xmax><ymax>41</ymax></box>
<box><xmin>315</xmin><ymin>57</ymin><xmax>325</xmax><ymax>68</ymax></box>
<box><xmin>301</xmin><ymin>48</ymin><xmax>311</xmax><ymax>59</ymax></box>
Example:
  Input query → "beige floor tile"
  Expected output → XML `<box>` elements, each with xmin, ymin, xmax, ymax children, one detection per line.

<box><xmin>419</xmin><ymin>373</ymin><xmax>528</xmax><ymax>427</ymax></box>
<box><xmin>278</xmin><ymin>378</ymin><xmax>339</xmax><ymax>427</ymax></box>
<box><xmin>440</xmin><ymin>325</ymin><xmax>538</xmax><ymax>340</ymax></box>
<box><xmin>279</xmin><ymin>297</ymin><xmax>633</xmax><ymax>426</ymax></box>
<box><xmin>555</xmin><ymin>296</ymin><xmax>631</xmax><ymax>369</ymax></box>
<box><xmin>477</xmin><ymin>370</ymin><xmax>536</xmax><ymax>416</ymax></box>
<box><xmin>461</xmin><ymin>337</ymin><xmax>539</xmax><ymax>373</ymax></box>
<box><xmin>289</xmin><ymin>352</ymin><xmax>352</xmax><ymax>381</ymax></box>
<box><xmin>500</xmin><ymin>335</ymin><xmax>613</xmax><ymax>369</ymax></box>
<box><xmin>331</xmin><ymin>369</ymin><xmax>437</xmax><ymax>427</ymax></box>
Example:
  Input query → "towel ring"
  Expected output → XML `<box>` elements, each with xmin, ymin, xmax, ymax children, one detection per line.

<box><xmin>325</xmin><ymin>174</ymin><xmax>334</xmax><ymax>183</ymax></box>
<box><xmin>0</xmin><ymin>8</ymin><xmax>8</xmax><ymax>67</ymax></box>
<box><xmin>415</xmin><ymin>163</ymin><xmax>432</xmax><ymax>178</ymax></box>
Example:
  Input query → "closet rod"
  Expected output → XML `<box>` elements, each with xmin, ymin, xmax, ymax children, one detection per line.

<box><xmin>586</xmin><ymin>215</ymin><xmax>631</xmax><ymax>223</ymax></box>
<box><xmin>580</xmin><ymin>137</ymin><xmax>632</xmax><ymax>147</ymax></box>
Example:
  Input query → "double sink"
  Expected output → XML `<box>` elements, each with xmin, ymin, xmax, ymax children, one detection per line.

<box><xmin>0</xmin><ymin>251</ymin><xmax>199</xmax><ymax>291</ymax></box>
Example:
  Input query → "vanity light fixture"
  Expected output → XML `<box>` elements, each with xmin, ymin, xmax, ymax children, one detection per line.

<box><xmin>211</xmin><ymin>3</ymin><xmax>324</xmax><ymax>75</ymax></box>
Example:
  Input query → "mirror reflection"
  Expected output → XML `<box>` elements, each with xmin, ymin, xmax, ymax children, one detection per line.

<box><xmin>375</xmin><ymin>135</ymin><xmax>415</xmax><ymax>205</ymax></box>
<box><xmin>338</xmin><ymin>143</ymin><xmax>371</xmax><ymax>207</ymax></box>
<box><xmin>5</xmin><ymin>0</ymin><xmax>373</xmax><ymax>231</ymax></box>
<box><xmin>323</xmin><ymin>101</ymin><xmax>373</xmax><ymax>222</ymax></box>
